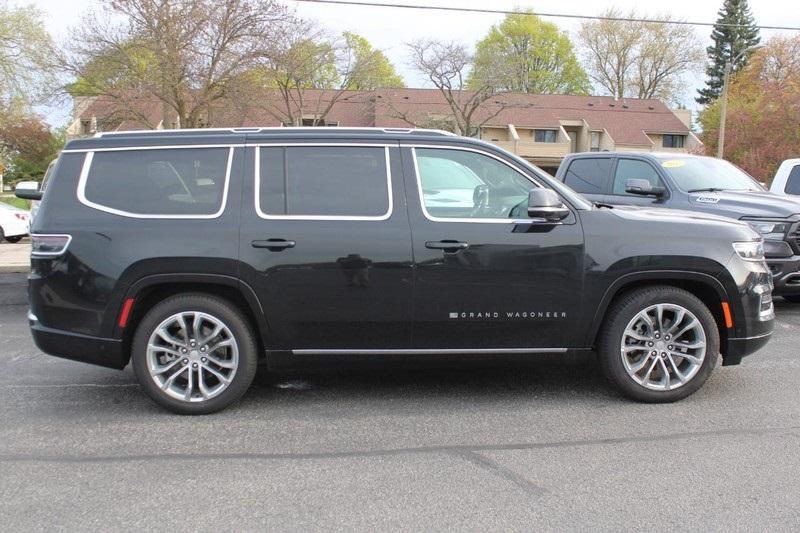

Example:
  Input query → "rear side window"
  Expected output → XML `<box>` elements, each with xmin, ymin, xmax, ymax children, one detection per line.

<box><xmin>563</xmin><ymin>158</ymin><xmax>611</xmax><ymax>194</ymax></box>
<box><xmin>82</xmin><ymin>147</ymin><xmax>231</xmax><ymax>216</ymax></box>
<box><xmin>257</xmin><ymin>146</ymin><xmax>391</xmax><ymax>219</ymax></box>
<box><xmin>785</xmin><ymin>165</ymin><xmax>800</xmax><ymax>195</ymax></box>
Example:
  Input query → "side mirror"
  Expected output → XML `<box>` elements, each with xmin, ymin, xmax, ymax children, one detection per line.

<box><xmin>527</xmin><ymin>189</ymin><xmax>570</xmax><ymax>222</ymax></box>
<box><xmin>14</xmin><ymin>181</ymin><xmax>42</xmax><ymax>200</ymax></box>
<box><xmin>625</xmin><ymin>178</ymin><xmax>665</xmax><ymax>198</ymax></box>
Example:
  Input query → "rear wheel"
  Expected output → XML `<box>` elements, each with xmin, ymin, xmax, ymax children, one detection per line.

<box><xmin>131</xmin><ymin>293</ymin><xmax>258</xmax><ymax>414</ymax></box>
<box><xmin>598</xmin><ymin>286</ymin><xmax>718</xmax><ymax>402</ymax></box>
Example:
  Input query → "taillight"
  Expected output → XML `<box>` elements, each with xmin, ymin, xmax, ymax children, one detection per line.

<box><xmin>30</xmin><ymin>234</ymin><xmax>72</xmax><ymax>257</ymax></box>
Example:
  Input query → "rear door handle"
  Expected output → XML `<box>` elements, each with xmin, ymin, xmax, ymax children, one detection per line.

<box><xmin>251</xmin><ymin>239</ymin><xmax>296</xmax><ymax>251</ymax></box>
<box><xmin>425</xmin><ymin>240</ymin><xmax>469</xmax><ymax>252</ymax></box>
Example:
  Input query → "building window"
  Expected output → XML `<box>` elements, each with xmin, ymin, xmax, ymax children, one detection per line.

<box><xmin>590</xmin><ymin>131</ymin><xmax>601</xmax><ymax>152</ymax></box>
<box><xmin>533</xmin><ymin>129</ymin><xmax>557</xmax><ymax>143</ymax></box>
<box><xmin>663</xmin><ymin>134</ymin><xmax>686</xmax><ymax>148</ymax></box>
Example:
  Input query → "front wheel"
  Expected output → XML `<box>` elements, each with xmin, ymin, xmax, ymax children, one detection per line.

<box><xmin>131</xmin><ymin>293</ymin><xmax>258</xmax><ymax>414</ymax></box>
<box><xmin>598</xmin><ymin>286</ymin><xmax>719</xmax><ymax>403</ymax></box>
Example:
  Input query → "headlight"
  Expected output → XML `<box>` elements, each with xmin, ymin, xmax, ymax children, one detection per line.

<box><xmin>733</xmin><ymin>241</ymin><xmax>765</xmax><ymax>261</ymax></box>
<box><xmin>743</xmin><ymin>220</ymin><xmax>789</xmax><ymax>240</ymax></box>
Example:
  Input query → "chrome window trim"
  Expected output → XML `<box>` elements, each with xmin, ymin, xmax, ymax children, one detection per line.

<box><xmin>30</xmin><ymin>233</ymin><xmax>73</xmax><ymax>257</ymax></box>
<box><xmin>63</xmin><ymin>143</ymin><xmax>246</xmax><ymax>153</ymax></box>
<box><xmin>292</xmin><ymin>348</ymin><xmax>568</xmax><ymax>355</ymax></box>
<box><xmin>410</xmin><ymin>144</ymin><xmax>561</xmax><ymax>224</ymax></box>
<box><xmin>253</xmin><ymin>143</ymin><xmax>394</xmax><ymax>221</ymax></box>
<box><xmin>76</xmin><ymin>146</ymin><xmax>235</xmax><ymax>220</ymax></box>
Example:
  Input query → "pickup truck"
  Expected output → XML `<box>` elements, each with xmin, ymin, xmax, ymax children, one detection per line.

<box><xmin>555</xmin><ymin>152</ymin><xmax>800</xmax><ymax>302</ymax></box>
<box><xmin>769</xmin><ymin>158</ymin><xmax>800</xmax><ymax>197</ymax></box>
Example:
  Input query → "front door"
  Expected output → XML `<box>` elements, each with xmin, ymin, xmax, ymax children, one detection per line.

<box><xmin>403</xmin><ymin>145</ymin><xmax>585</xmax><ymax>351</ymax></box>
<box><xmin>239</xmin><ymin>142</ymin><xmax>413</xmax><ymax>352</ymax></box>
<box><xmin>606</xmin><ymin>158</ymin><xmax>670</xmax><ymax>207</ymax></box>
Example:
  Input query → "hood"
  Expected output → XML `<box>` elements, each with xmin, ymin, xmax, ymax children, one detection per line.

<box><xmin>607</xmin><ymin>204</ymin><xmax>755</xmax><ymax>232</ymax></box>
<box><xmin>687</xmin><ymin>190</ymin><xmax>800</xmax><ymax>219</ymax></box>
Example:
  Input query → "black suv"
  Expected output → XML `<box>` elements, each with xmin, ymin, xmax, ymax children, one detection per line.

<box><xmin>18</xmin><ymin>128</ymin><xmax>774</xmax><ymax>414</ymax></box>
<box><xmin>556</xmin><ymin>152</ymin><xmax>800</xmax><ymax>301</ymax></box>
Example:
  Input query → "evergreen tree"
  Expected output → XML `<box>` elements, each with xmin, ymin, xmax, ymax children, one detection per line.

<box><xmin>696</xmin><ymin>0</ymin><xmax>760</xmax><ymax>104</ymax></box>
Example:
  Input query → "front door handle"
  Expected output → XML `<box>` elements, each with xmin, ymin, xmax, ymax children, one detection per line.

<box><xmin>425</xmin><ymin>240</ymin><xmax>469</xmax><ymax>252</ymax></box>
<box><xmin>252</xmin><ymin>239</ymin><xmax>296</xmax><ymax>251</ymax></box>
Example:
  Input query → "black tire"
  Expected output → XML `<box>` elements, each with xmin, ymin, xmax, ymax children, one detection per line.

<box><xmin>782</xmin><ymin>295</ymin><xmax>800</xmax><ymax>304</ymax></box>
<box><xmin>131</xmin><ymin>293</ymin><xmax>258</xmax><ymax>415</ymax></box>
<box><xmin>0</xmin><ymin>226</ymin><xmax>4</xmax><ymax>243</ymax></box>
<box><xmin>598</xmin><ymin>285</ymin><xmax>719</xmax><ymax>403</ymax></box>
<box><xmin>4</xmin><ymin>235</ymin><xmax>22</xmax><ymax>243</ymax></box>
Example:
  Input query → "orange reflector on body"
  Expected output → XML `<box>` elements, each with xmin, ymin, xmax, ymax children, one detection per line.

<box><xmin>721</xmin><ymin>302</ymin><xmax>733</xmax><ymax>328</ymax></box>
<box><xmin>118</xmin><ymin>298</ymin><xmax>135</xmax><ymax>328</ymax></box>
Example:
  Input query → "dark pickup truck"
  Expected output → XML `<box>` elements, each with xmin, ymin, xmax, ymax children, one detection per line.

<box><xmin>556</xmin><ymin>152</ymin><xmax>800</xmax><ymax>301</ymax></box>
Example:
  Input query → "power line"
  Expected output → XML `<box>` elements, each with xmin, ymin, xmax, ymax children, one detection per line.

<box><xmin>292</xmin><ymin>0</ymin><xmax>800</xmax><ymax>32</ymax></box>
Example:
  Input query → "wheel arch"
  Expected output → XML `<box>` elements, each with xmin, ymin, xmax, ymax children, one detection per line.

<box><xmin>588</xmin><ymin>271</ymin><xmax>731</xmax><ymax>356</ymax></box>
<box><xmin>114</xmin><ymin>274</ymin><xmax>271</xmax><ymax>366</ymax></box>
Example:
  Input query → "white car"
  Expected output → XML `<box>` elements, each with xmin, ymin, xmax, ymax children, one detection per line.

<box><xmin>770</xmin><ymin>158</ymin><xmax>800</xmax><ymax>196</ymax></box>
<box><xmin>0</xmin><ymin>202</ymin><xmax>30</xmax><ymax>243</ymax></box>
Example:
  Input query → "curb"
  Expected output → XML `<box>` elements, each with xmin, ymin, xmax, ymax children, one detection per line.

<box><xmin>0</xmin><ymin>265</ymin><xmax>29</xmax><ymax>274</ymax></box>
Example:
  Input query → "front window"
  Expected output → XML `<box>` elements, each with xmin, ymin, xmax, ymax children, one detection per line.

<box><xmin>656</xmin><ymin>156</ymin><xmax>763</xmax><ymax>192</ymax></box>
<box><xmin>611</xmin><ymin>159</ymin><xmax>665</xmax><ymax>196</ymax></box>
<box><xmin>662</xmin><ymin>134</ymin><xmax>686</xmax><ymax>148</ymax></box>
<box><xmin>415</xmin><ymin>148</ymin><xmax>537</xmax><ymax>220</ymax></box>
<box><xmin>534</xmin><ymin>129</ymin><xmax>558</xmax><ymax>143</ymax></box>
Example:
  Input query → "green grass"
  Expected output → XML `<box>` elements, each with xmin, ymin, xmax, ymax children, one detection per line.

<box><xmin>0</xmin><ymin>196</ymin><xmax>30</xmax><ymax>210</ymax></box>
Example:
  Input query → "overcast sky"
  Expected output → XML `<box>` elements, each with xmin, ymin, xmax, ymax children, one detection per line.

<box><xmin>19</xmin><ymin>0</ymin><xmax>800</xmax><ymax>127</ymax></box>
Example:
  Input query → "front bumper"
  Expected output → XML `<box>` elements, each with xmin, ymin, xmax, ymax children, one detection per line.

<box><xmin>28</xmin><ymin>312</ymin><xmax>127</xmax><ymax>370</ymax></box>
<box><xmin>766</xmin><ymin>255</ymin><xmax>800</xmax><ymax>295</ymax></box>
<box><xmin>722</xmin><ymin>331</ymin><xmax>773</xmax><ymax>366</ymax></box>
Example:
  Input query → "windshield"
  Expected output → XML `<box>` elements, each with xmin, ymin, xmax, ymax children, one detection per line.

<box><xmin>656</xmin><ymin>156</ymin><xmax>764</xmax><ymax>192</ymax></box>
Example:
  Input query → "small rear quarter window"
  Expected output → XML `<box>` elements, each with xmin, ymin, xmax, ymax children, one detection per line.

<box><xmin>785</xmin><ymin>165</ymin><xmax>800</xmax><ymax>195</ymax></box>
<box><xmin>82</xmin><ymin>147</ymin><xmax>230</xmax><ymax>216</ymax></box>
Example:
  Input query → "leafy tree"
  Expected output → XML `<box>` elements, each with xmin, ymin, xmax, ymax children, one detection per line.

<box><xmin>0</xmin><ymin>2</ymin><xmax>58</xmax><ymax>109</ymax></box>
<box><xmin>697</xmin><ymin>36</ymin><xmax>800</xmax><ymax>181</ymax></box>
<box><xmin>0</xmin><ymin>116</ymin><xmax>63</xmax><ymax>184</ymax></box>
<box><xmin>470</xmin><ymin>11</ymin><xmax>590</xmax><ymax>95</ymax></box>
<box><xmin>343</xmin><ymin>32</ymin><xmax>405</xmax><ymax>90</ymax></box>
<box><xmin>696</xmin><ymin>0</ymin><xmax>760</xmax><ymax>105</ymax></box>
<box><xmin>578</xmin><ymin>9</ymin><xmax>704</xmax><ymax>103</ymax></box>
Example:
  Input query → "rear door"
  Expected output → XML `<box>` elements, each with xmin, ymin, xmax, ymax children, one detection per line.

<box><xmin>238</xmin><ymin>139</ymin><xmax>414</xmax><ymax>352</ymax></box>
<box><xmin>606</xmin><ymin>157</ymin><xmax>671</xmax><ymax>207</ymax></box>
<box><xmin>560</xmin><ymin>157</ymin><xmax>612</xmax><ymax>204</ymax></box>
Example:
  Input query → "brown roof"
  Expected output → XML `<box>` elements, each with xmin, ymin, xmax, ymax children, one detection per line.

<box><xmin>76</xmin><ymin>88</ymin><xmax>690</xmax><ymax>145</ymax></box>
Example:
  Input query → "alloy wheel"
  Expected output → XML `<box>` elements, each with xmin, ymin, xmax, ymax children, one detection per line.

<box><xmin>620</xmin><ymin>303</ymin><xmax>706</xmax><ymax>391</ymax></box>
<box><xmin>145</xmin><ymin>311</ymin><xmax>239</xmax><ymax>402</ymax></box>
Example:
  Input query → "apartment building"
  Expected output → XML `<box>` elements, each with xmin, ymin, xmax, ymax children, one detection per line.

<box><xmin>68</xmin><ymin>88</ymin><xmax>700</xmax><ymax>174</ymax></box>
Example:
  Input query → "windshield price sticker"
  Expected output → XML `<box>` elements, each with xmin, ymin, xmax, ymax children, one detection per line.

<box><xmin>661</xmin><ymin>160</ymin><xmax>686</xmax><ymax>168</ymax></box>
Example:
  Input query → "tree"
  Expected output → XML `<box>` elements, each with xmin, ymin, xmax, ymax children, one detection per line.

<box><xmin>66</xmin><ymin>0</ymin><xmax>289</xmax><ymax>128</ymax></box>
<box><xmin>404</xmin><ymin>39</ymin><xmax>509</xmax><ymax>136</ymax></box>
<box><xmin>696</xmin><ymin>0</ymin><xmax>760</xmax><ymax>105</ymax></box>
<box><xmin>578</xmin><ymin>9</ymin><xmax>704</xmax><ymax>103</ymax></box>
<box><xmin>697</xmin><ymin>36</ymin><xmax>800</xmax><ymax>181</ymax></box>
<box><xmin>342</xmin><ymin>32</ymin><xmax>405</xmax><ymax>90</ymax></box>
<box><xmin>469</xmin><ymin>11</ymin><xmax>590</xmax><ymax>95</ymax></box>
<box><xmin>0</xmin><ymin>2</ymin><xmax>58</xmax><ymax>109</ymax></box>
<box><xmin>249</xmin><ymin>19</ymin><xmax>404</xmax><ymax>126</ymax></box>
<box><xmin>0</xmin><ymin>116</ymin><xmax>63</xmax><ymax>185</ymax></box>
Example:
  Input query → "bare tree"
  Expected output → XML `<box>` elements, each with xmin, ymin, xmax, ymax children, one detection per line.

<box><xmin>404</xmin><ymin>39</ymin><xmax>509</xmax><ymax>136</ymax></box>
<box><xmin>577</xmin><ymin>9</ymin><xmax>704</xmax><ymax>103</ymax></box>
<box><xmin>248</xmin><ymin>17</ymin><xmax>401</xmax><ymax>126</ymax></box>
<box><xmin>65</xmin><ymin>0</ymin><xmax>288</xmax><ymax>128</ymax></box>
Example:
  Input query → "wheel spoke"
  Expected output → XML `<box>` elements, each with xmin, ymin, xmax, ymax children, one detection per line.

<box><xmin>192</xmin><ymin>313</ymin><xmax>203</xmax><ymax>343</ymax></box>
<box><xmin>197</xmin><ymin>367</ymin><xmax>210</xmax><ymax>399</ymax></box>
<box><xmin>184</xmin><ymin>365</ymin><xmax>195</xmax><ymax>400</ymax></box>
<box><xmin>672</xmin><ymin>319</ymin><xmax>699</xmax><ymax>341</ymax></box>
<box><xmin>641</xmin><ymin>356</ymin><xmax>659</xmax><ymax>383</ymax></box>
<box><xmin>666</xmin><ymin>354</ymin><xmax>685</xmax><ymax>384</ymax></box>
<box><xmin>624</xmin><ymin>331</ymin><xmax>653</xmax><ymax>342</ymax></box>
<box><xmin>199</xmin><ymin>323</ymin><xmax>224</xmax><ymax>346</ymax></box>
<box><xmin>658</xmin><ymin>357</ymin><xmax>671</xmax><ymax>389</ymax></box>
<box><xmin>156</xmin><ymin>328</ymin><xmax>185</xmax><ymax>348</ymax></box>
<box><xmin>177</xmin><ymin>315</ymin><xmax>191</xmax><ymax>344</ymax></box>
<box><xmin>673</xmin><ymin>340</ymin><xmax>705</xmax><ymax>350</ymax></box>
<box><xmin>667</xmin><ymin>308</ymin><xmax>686</xmax><ymax>335</ymax></box>
<box><xmin>628</xmin><ymin>353</ymin><xmax>653</xmax><ymax>373</ymax></box>
<box><xmin>202</xmin><ymin>363</ymin><xmax>231</xmax><ymax>384</ymax></box>
<box><xmin>148</xmin><ymin>344</ymin><xmax>182</xmax><ymax>358</ymax></box>
<box><xmin>206</xmin><ymin>353</ymin><xmax>236</xmax><ymax>369</ymax></box>
<box><xmin>206</xmin><ymin>338</ymin><xmax>233</xmax><ymax>354</ymax></box>
<box><xmin>656</xmin><ymin>304</ymin><xmax>665</xmax><ymax>332</ymax></box>
<box><xmin>161</xmin><ymin>364</ymin><xmax>187</xmax><ymax>390</ymax></box>
<box><xmin>152</xmin><ymin>357</ymin><xmax>183</xmax><ymax>375</ymax></box>
<box><xmin>670</xmin><ymin>350</ymin><xmax>702</xmax><ymax>365</ymax></box>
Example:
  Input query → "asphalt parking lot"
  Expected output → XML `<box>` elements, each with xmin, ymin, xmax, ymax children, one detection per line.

<box><xmin>1</xmin><ymin>272</ymin><xmax>799</xmax><ymax>531</ymax></box>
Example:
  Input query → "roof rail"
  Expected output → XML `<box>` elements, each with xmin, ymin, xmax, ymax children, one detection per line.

<box><xmin>95</xmin><ymin>126</ymin><xmax>458</xmax><ymax>137</ymax></box>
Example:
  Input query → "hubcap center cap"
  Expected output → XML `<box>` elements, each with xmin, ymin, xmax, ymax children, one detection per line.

<box><xmin>189</xmin><ymin>349</ymin><xmax>200</xmax><ymax>360</ymax></box>
<box><xmin>655</xmin><ymin>340</ymin><xmax>667</xmax><ymax>351</ymax></box>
